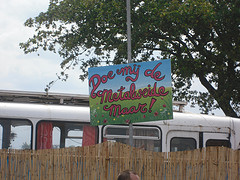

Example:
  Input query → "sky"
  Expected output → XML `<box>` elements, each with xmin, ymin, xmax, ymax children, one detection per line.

<box><xmin>0</xmin><ymin>0</ymin><xmax>224</xmax><ymax>116</ymax></box>
<box><xmin>0</xmin><ymin>0</ymin><xmax>88</xmax><ymax>94</ymax></box>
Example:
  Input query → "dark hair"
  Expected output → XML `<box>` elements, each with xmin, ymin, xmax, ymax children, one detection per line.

<box><xmin>117</xmin><ymin>170</ymin><xmax>137</xmax><ymax>180</ymax></box>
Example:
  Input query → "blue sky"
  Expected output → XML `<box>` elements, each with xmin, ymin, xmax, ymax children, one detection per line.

<box><xmin>0</xmin><ymin>0</ymin><xmax>224</xmax><ymax>116</ymax></box>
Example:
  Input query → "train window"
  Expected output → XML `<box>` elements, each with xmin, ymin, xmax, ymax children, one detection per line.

<box><xmin>37</xmin><ymin>121</ymin><xmax>97</xmax><ymax>149</ymax></box>
<box><xmin>103</xmin><ymin>125</ymin><xmax>161</xmax><ymax>152</ymax></box>
<box><xmin>52</xmin><ymin>127</ymin><xmax>84</xmax><ymax>148</ymax></box>
<box><xmin>0</xmin><ymin>118</ymin><xmax>32</xmax><ymax>149</ymax></box>
<box><xmin>52</xmin><ymin>127</ymin><xmax>61</xmax><ymax>148</ymax></box>
<box><xmin>65</xmin><ymin>129</ymin><xmax>83</xmax><ymax>148</ymax></box>
<box><xmin>52</xmin><ymin>126</ymin><xmax>84</xmax><ymax>148</ymax></box>
<box><xmin>170</xmin><ymin>137</ymin><xmax>196</xmax><ymax>152</ymax></box>
<box><xmin>206</xmin><ymin>139</ymin><xmax>231</xmax><ymax>148</ymax></box>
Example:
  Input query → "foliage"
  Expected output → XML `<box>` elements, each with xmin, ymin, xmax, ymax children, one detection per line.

<box><xmin>20</xmin><ymin>0</ymin><xmax>240</xmax><ymax>117</ymax></box>
<box><xmin>21</xmin><ymin>142</ymin><xmax>31</xmax><ymax>150</ymax></box>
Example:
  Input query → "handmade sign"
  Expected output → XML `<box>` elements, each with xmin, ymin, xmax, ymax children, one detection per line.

<box><xmin>88</xmin><ymin>59</ymin><xmax>173</xmax><ymax>125</ymax></box>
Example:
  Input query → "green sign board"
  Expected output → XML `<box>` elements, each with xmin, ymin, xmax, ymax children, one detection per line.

<box><xmin>88</xmin><ymin>59</ymin><xmax>173</xmax><ymax>125</ymax></box>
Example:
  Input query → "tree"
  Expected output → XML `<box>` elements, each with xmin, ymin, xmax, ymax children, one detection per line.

<box><xmin>21</xmin><ymin>142</ymin><xmax>31</xmax><ymax>149</ymax></box>
<box><xmin>20</xmin><ymin>0</ymin><xmax>240</xmax><ymax>117</ymax></box>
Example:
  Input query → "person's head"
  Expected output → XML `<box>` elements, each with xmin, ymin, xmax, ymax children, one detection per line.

<box><xmin>117</xmin><ymin>170</ymin><xmax>140</xmax><ymax>180</ymax></box>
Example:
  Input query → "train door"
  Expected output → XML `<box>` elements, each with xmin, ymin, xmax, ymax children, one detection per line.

<box><xmin>166</xmin><ymin>131</ymin><xmax>198</xmax><ymax>152</ymax></box>
<box><xmin>203</xmin><ymin>132</ymin><xmax>231</xmax><ymax>148</ymax></box>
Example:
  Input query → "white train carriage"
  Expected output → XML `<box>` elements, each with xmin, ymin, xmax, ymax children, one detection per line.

<box><xmin>0</xmin><ymin>98</ymin><xmax>239</xmax><ymax>152</ymax></box>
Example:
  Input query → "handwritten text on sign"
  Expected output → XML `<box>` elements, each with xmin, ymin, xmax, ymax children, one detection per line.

<box><xmin>88</xmin><ymin>60</ymin><xmax>172</xmax><ymax>125</ymax></box>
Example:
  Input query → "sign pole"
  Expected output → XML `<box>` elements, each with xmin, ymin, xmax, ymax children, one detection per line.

<box><xmin>127</xmin><ymin>0</ymin><xmax>131</xmax><ymax>63</ymax></box>
<box><xmin>126</xmin><ymin>0</ymin><xmax>133</xmax><ymax>147</ymax></box>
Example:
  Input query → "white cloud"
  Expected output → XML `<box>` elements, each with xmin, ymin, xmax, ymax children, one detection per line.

<box><xmin>0</xmin><ymin>0</ymin><xmax>88</xmax><ymax>94</ymax></box>
<box><xmin>0</xmin><ymin>0</ymin><xmax>49</xmax><ymax>20</ymax></box>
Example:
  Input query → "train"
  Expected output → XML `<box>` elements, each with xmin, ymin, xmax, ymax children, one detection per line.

<box><xmin>0</xmin><ymin>90</ymin><xmax>239</xmax><ymax>152</ymax></box>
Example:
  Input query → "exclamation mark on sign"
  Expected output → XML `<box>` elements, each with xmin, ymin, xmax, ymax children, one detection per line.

<box><xmin>149</xmin><ymin>98</ymin><xmax>157</xmax><ymax>113</ymax></box>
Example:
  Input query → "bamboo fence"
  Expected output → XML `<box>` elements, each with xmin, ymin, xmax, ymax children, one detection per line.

<box><xmin>0</xmin><ymin>142</ymin><xmax>239</xmax><ymax>180</ymax></box>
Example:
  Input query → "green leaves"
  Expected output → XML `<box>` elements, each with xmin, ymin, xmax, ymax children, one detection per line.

<box><xmin>20</xmin><ymin>0</ymin><xmax>239</xmax><ymax>117</ymax></box>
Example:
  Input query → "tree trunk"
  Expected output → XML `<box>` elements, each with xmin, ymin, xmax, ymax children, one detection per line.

<box><xmin>198</xmin><ymin>74</ymin><xmax>238</xmax><ymax>118</ymax></box>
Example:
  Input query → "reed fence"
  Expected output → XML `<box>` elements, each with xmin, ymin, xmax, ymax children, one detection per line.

<box><xmin>0</xmin><ymin>142</ymin><xmax>239</xmax><ymax>180</ymax></box>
